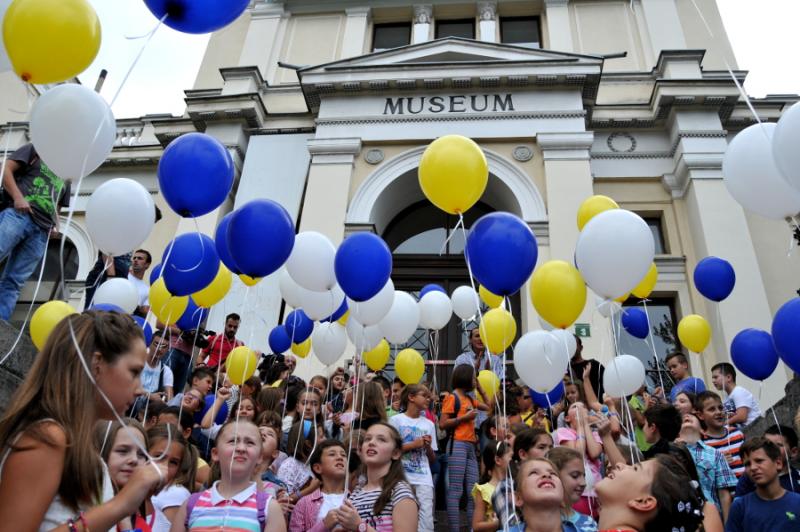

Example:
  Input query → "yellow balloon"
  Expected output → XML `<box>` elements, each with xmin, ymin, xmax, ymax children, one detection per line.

<box><xmin>364</xmin><ymin>339</ymin><xmax>390</xmax><ymax>371</ymax></box>
<box><xmin>478</xmin><ymin>370</ymin><xmax>500</xmax><ymax>397</ymax></box>
<box><xmin>292</xmin><ymin>338</ymin><xmax>311</xmax><ymax>358</ymax></box>
<box><xmin>3</xmin><ymin>0</ymin><xmax>101</xmax><ymax>84</ymax></box>
<box><xmin>395</xmin><ymin>348</ymin><xmax>425</xmax><ymax>384</ymax></box>
<box><xmin>479</xmin><ymin>308</ymin><xmax>517</xmax><ymax>354</ymax></box>
<box><xmin>418</xmin><ymin>135</ymin><xmax>488</xmax><ymax>214</ymax></box>
<box><xmin>631</xmin><ymin>263</ymin><xmax>658</xmax><ymax>299</ymax></box>
<box><xmin>30</xmin><ymin>301</ymin><xmax>77</xmax><ymax>350</ymax></box>
<box><xmin>239</xmin><ymin>274</ymin><xmax>262</xmax><ymax>287</ymax></box>
<box><xmin>226</xmin><ymin>346</ymin><xmax>257</xmax><ymax>385</ymax></box>
<box><xmin>530</xmin><ymin>261</ymin><xmax>587</xmax><ymax>329</ymax></box>
<box><xmin>337</xmin><ymin>310</ymin><xmax>350</xmax><ymax>326</ymax></box>
<box><xmin>149</xmin><ymin>279</ymin><xmax>189</xmax><ymax>325</ymax></box>
<box><xmin>193</xmin><ymin>264</ymin><xmax>232</xmax><ymax>308</ymax></box>
<box><xmin>615</xmin><ymin>293</ymin><xmax>631</xmax><ymax>304</ymax></box>
<box><xmin>479</xmin><ymin>285</ymin><xmax>503</xmax><ymax>309</ymax></box>
<box><xmin>577</xmin><ymin>195</ymin><xmax>619</xmax><ymax>231</ymax></box>
<box><xmin>677</xmin><ymin>314</ymin><xmax>711</xmax><ymax>353</ymax></box>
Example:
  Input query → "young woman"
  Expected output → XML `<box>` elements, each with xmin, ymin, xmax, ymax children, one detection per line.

<box><xmin>547</xmin><ymin>446</ymin><xmax>597</xmax><ymax>531</ymax></box>
<box><xmin>146</xmin><ymin>425</ymin><xmax>191</xmax><ymax>532</ymax></box>
<box><xmin>288</xmin><ymin>440</ymin><xmax>347</xmax><ymax>532</ymax></box>
<box><xmin>472</xmin><ymin>440</ymin><xmax>512</xmax><ymax>532</ymax></box>
<box><xmin>0</xmin><ymin>311</ymin><xmax>166</xmax><ymax>531</ymax></box>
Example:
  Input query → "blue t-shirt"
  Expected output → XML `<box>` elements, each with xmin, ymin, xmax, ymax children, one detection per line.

<box><xmin>670</xmin><ymin>376</ymin><xmax>706</xmax><ymax>402</ymax></box>
<box><xmin>735</xmin><ymin>467</ymin><xmax>800</xmax><ymax>497</ymax></box>
<box><xmin>725</xmin><ymin>490</ymin><xmax>800</xmax><ymax>532</ymax></box>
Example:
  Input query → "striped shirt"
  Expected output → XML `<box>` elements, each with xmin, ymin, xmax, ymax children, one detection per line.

<box><xmin>703</xmin><ymin>428</ymin><xmax>746</xmax><ymax>477</ymax></box>
<box><xmin>348</xmin><ymin>481</ymin><xmax>417</xmax><ymax>532</ymax></box>
<box><xmin>188</xmin><ymin>482</ymin><xmax>268</xmax><ymax>532</ymax></box>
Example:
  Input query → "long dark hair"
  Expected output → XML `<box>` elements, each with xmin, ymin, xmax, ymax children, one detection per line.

<box><xmin>293</xmin><ymin>386</ymin><xmax>325</xmax><ymax>427</ymax></box>
<box><xmin>646</xmin><ymin>455</ymin><xmax>704</xmax><ymax>532</ymax></box>
<box><xmin>480</xmin><ymin>440</ymin><xmax>510</xmax><ymax>483</ymax></box>
<box><xmin>362</xmin><ymin>422</ymin><xmax>412</xmax><ymax>515</ymax></box>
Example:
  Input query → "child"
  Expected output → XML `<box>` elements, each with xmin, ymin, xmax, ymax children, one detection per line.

<box><xmin>327</xmin><ymin>367</ymin><xmax>347</xmax><ymax>414</ymax></box>
<box><xmin>472</xmin><ymin>441</ymin><xmax>512</xmax><ymax>532</ymax></box>
<box><xmin>547</xmin><ymin>447</ymin><xmax>597</xmax><ymax>531</ymax></box>
<box><xmin>557</xmin><ymin>380</ymin><xmax>587</xmax><ymax>429</ymax></box>
<box><xmin>141</xmin><ymin>329</ymin><xmax>175</xmax><ymax>403</ymax></box>
<box><xmin>257</xmin><ymin>386</ymin><xmax>284</xmax><ymax>416</ymax></box>
<box><xmin>172</xmin><ymin>420</ymin><xmax>286</xmax><ymax>532</ymax></box>
<box><xmin>735</xmin><ymin>425</ymin><xmax>800</xmax><ymax>496</ymax></box>
<box><xmin>372</xmin><ymin>375</ymin><xmax>397</xmax><ymax>418</ymax></box>
<box><xmin>710</xmin><ymin>363</ymin><xmax>761</xmax><ymax>428</ymax></box>
<box><xmin>147</xmin><ymin>424</ymin><xmax>191</xmax><ymax>532</ymax></box>
<box><xmin>294</xmin><ymin>386</ymin><xmax>327</xmax><ymax>437</ymax></box>
<box><xmin>642</xmin><ymin>403</ymin><xmax>682</xmax><ymax>458</ymax></box>
<box><xmin>289</xmin><ymin>440</ymin><xmax>347</xmax><ymax>532</ymax></box>
<box><xmin>553</xmin><ymin>402</ymin><xmax>603</xmax><ymax>518</ymax></box>
<box><xmin>242</xmin><ymin>376</ymin><xmax>263</xmax><ymax>400</ymax></box>
<box><xmin>389</xmin><ymin>383</ymin><xmax>438</xmax><ymax>532</ymax></box>
<box><xmin>391</xmin><ymin>377</ymin><xmax>404</xmax><ymax>414</ymax></box>
<box><xmin>278</xmin><ymin>418</ymin><xmax>322</xmax><ymax>501</ymax></box>
<box><xmin>697</xmin><ymin>391</ymin><xmax>746</xmax><ymax>477</ymax></box>
<box><xmin>200</xmin><ymin>386</ymin><xmax>258</xmax><ymax>439</ymax></box>
<box><xmin>665</xmin><ymin>352</ymin><xmax>706</xmax><ymax>402</ymax></box>
<box><xmin>352</xmin><ymin>381</ymin><xmax>389</xmax><ymax>433</ymax></box>
<box><xmin>506</xmin><ymin>458</ymin><xmax>570</xmax><ymax>532</ymax></box>
<box><xmin>334</xmin><ymin>423</ymin><xmax>418</xmax><ymax>531</ymax></box>
<box><xmin>309</xmin><ymin>375</ymin><xmax>328</xmax><ymax>396</ymax></box>
<box><xmin>673</xmin><ymin>390</ymin><xmax>697</xmax><ymax>417</ymax></box>
<box><xmin>256</xmin><ymin>412</ymin><xmax>288</xmax><ymax>490</ymax></box>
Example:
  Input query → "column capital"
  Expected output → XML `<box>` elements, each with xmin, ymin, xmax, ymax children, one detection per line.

<box><xmin>413</xmin><ymin>4</ymin><xmax>432</xmax><ymax>24</ymax></box>
<box><xmin>307</xmin><ymin>137</ymin><xmax>362</xmax><ymax>165</ymax></box>
<box><xmin>345</xmin><ymin>6</ymin><xmax>371</xmax><ymax>18</ymax></box>
<box><xmin>537</xmin><ymin>132</ymin><xmax>594</xmax><ymax>161</ymax></box>
<box><xmin>250</xmin><ymin>1</ymin><xmax>287</xmax><ymax>19</ymax></box>
<box><xmin>478</xmin><ymin>2</ymin><xmax>498</xmax><ymax>21</ymax></box>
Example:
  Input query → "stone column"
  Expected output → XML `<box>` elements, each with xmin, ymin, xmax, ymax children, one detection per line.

<box><xmin>342</xmin><ymin>7</ymin><xmax>371</xmax><ymax>58</ymax></box>
<box><xmin>478</xmin><ymin>2</ymin><xmax>498</xmax><ymax>42</ymax></box>
<box><xmin>640</xmin><ymin>0</ymin><xmax>687</xmax><ymax>64</ymax></box>
<box><xmin>412</xmin><ymin>5</ymin><xmax>432</xmax><ymax>44</ymax></box>
<box><xmin>543</xmin><ymin>0</ymin><xmax>574</xmax><ymax>52</ymax></box>
<box><xmin>238</xmin><ymin>2</ymin><xmax>288</xmax><ymax>80</ymax></box>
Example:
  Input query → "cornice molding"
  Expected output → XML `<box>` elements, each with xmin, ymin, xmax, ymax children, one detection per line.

<box><xmin>538</xmin><ymin>132</ymin><xmax>594</xmax><ymax>161</ymax></box>
<box><xmin>307</xmin><ymin>137</ymin><xmax>362</xmax><ymax>165</ymax></box>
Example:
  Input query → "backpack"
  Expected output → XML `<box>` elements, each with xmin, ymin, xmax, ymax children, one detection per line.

<box><xmin>440</xmin><ymin>391</ymin><xmax>462</xmax><ymax>455</ymax></box>
<box><xmin>185</xmin><ymin>488</ymin><xmax>271</xmax><ymax>530</ymax></box>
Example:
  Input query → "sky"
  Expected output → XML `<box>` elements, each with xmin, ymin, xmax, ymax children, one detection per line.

<box><xmin>80</xmin><ymin>0</ymin><xmax>800</xmax><ymax>119</ymax></box>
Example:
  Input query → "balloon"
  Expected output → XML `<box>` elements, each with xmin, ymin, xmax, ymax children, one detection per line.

<box><xmin>774</xmin><ymin>101</ymin><xmax>800</xmax><ymax>193</ymax></box>
<box><xmin>418</xmin><ymin>291</ymin><xmax>453</xmax><ymax>330</ymax></box>
<box><xmin>239</xmin><ymin>274</ymin><xmax>261</xmax><ymax>287</ymax></box>
<box><xmin>133</xmin><ymin>316</ymin><xmax>153</xmax><ymax>346</ymax></box>
<box><xmin>418</xmin><ymin>135</ymin><xmax>488</xmax><ymax>214</ymax></box>
<box><xmin>514</xmin><ymin>330</ymin><xmax>567</xmax><ymax>393</ymax></box>
<box><xmin>478</xmin><ymin>370</ymin><xmax>500</xmax><ymax>397</ymax></box>
<box><xmin>348</xmin><ymin>279</ymin><xmax>395</xmax><ymax>326</ymax></box>
<box><xmin>595</xmin><ymin>295</ymin><xmax>621</xmax><ymax>318</ymax></box>
<box><xmin>149</xmin><ymin>279</ymin><xmax>189</xmax><ymax>324</ymax></box>
<box><xmin>337</xmin><ymin>310</ymin><xmax>350</xmax><ymax>326</ymax></box>
<box><xmin>161</xmin><ymin>233</ymin><xmax>220</xmax><ymax>297</ymax></box>
<box><xmin>345</xmin><ymin>318</ymin><xmax>383</xmax><ymax>351</ymax></box>
<box><xmin>286</xmin><ymin>231</ymin><xmax>337</xmax><ymax>292</ymax></box>
<box><xmin>621</xmin><ymin>307</ymin><xmax>649</xmax><ymax>339</ymax></box>
<box><xmin>575</xmin><ymin>209</ymin><xmax>654</xmax><ymax>299</ymax></box>
<box><xmin>86</xmin><ymin>178</ymin><xmax>155</xmax><ymax>256</ymax></box>
<box><xmin>193</xmin><ymin>263</ymin><xmax>232</xmax><ymax>308</ymax></box>
<box><xmin>312</xmin><ymin>322</ymin><xmax>347</xmax><ymax>365</ymax></box>
<box><xmin>322</xmin><ymin>298</ymin><xmax>348</xmax><ymax>323</ymax></box>
<box><xmin>603</xmin><ymin>355</ymin><xmax>646</xmax><ymax>397</ymax></box>
<box><xmin>227</xmin><ymin>199</ymin><xmax>295</xmax><ymax>278</ymax></box>
<box><xmin>90</xmin><ymin>303</ymin><xmax>125</xmax><ymax>313</ymax></box>
<box><xmin>334</xmin><ymin>232</ymin><xmax>392</xmax><ymax>302</ymax></box>
<box><xmin>677</xmin><ymin>315</ymin><xmax>711</xmax><ymax>353</ymax></box>
<box><xmin>538</xmin><ymin>316</ymin><xmax>555</xmax><ymax>331</ymax></box>
<box><xmin>530</xmin><ymin>382</ymin><xmax>565</xmax><ymax>408</ymax></box>
<box><xmin>395</xmin><ymin>348</ymin><xmax>425</xmax><ymax>384</ymax></box>
<box><xmin>730</xmin><ymin>329</ymin><xmax>780</xmax><ymax>381</ymax></box>
<box><xmin>0</xmin><ymin>0</ymin><xmax>11</xmax><ymax>74</ymax></box>
<box><xmin>378</xmin><ymin>291</ymin><xmax>420</xmax><ymax>345</ymax></box>
<box><xmin>215</xmin><ymin>212</ymin><xmax>240</xmax><ymax>275</ymax></box>
<box><xmin>93</xmin><ymin>278</ymin><xmax>139</xmax><ymax>314</ymax></box>
<box><xmin>3</xmin><ymin>0</ymin><xmax>100</xmax><ymax>84</ymax></box>
<box><xmin>771</xmin><ymin>298</ymin><xmax>800</xmax><ymax>374</ymax></box>
<box><xmin>615</xmin><ymin>293</ymin><xmax>630</xmax><ymax>304</ymax></box>
<box><xmin>451</xmin><ymin>286</ymin><xmax>479</xmax><ymax>320</ymax></box>
<box><xmin>159</xmin><ymin>133</ymin><xmax>234</xmax><ymax>218</ymax></box>
<box><xmin>550</xmin><ymin>329</ymin><xmax>577</xmax><ymax>359</ymax></box>
<box><xmin>577</xmin><ymin>195</ymin><xmax>619</xmax><ymax>231</ymax></box>
<box><xmin>268</xmin><ymin>325</ymin><xmax>291</xmax><ymax>354</ymax></box>
<box><xmin>292</xmin><ymin>338</ymin><xmax>311</xmax><ymax>358</ymax></box>
<box><xmin>363</xmin><ymin>339</ymin><xmax>390</xmax><ymax>371</ymax></box>
<box><xmin>284</xmin><ymin>309</ymin><xmax>313</xmax><ymax>343</ymax></box>
<box><xmin>723</xmin><ymin>123</ymin><xmax>800</xmax><ymax>220</ymax></box>
<box><xmin>226</xmin><ymin>346</ymin><xmax>257</xmax><ymax>385</ymax></box>
<box><xmin>149</xmin><ymin>263</ymin><xmax>163</xmax><ymax>285</ymax></box>
<box><xmin>693</xmin><ymin>257</ymin><xmax>735</xmax><ymax>303</ymax></box>
<box><xmin>143</xmin><ymin>0</ymin><xmax>250</xmax><ymax>34</ymax></box>
<box><xmin>299</xmin><ymin>284</ymin><xmax>345</xmax><ymax>321</ymax></box>
<box><xmin>175</xmin><ymin>298</ymin><xmax>208</xmax><ymax>332</ymax></box>
<box><xmin>631</xmin><ymin>263</ymin><xmax>658</xmax><ymax>299</ymax></box>
<box><xmin>479</xmin><ymin>285</ymin><xmax>503</xmax><ymax>308</ymax></box>
<box><xmin>479</xmin><ymin>308</ymin><xmax>517</xmax><ymax>353</ymax></box>
<box><xmin>530</xmin><ymin>261</ymin><xmax>586</xmax><ymax>329</ymax></box>
<box><xmin>419</xmin><ymin>284</ymin><xmax>445</xmax><ymax>299</ymax></box>
<box><xmin>30</xmin><ymin>84</ymin><xmax>115</xmax><ymax>178</ymax></box>
<box><xmin>30</xmin><ymin>301</ymin><xmax>76</xmax><ymax>350</ymax></box>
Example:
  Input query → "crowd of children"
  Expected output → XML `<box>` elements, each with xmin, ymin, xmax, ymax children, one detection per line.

<box><xmin>0</xmin><ymin>312</ymin><xmax>798</xmax><ymax>532</ymax></box>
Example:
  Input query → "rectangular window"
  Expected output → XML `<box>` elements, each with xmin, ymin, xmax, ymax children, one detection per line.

<box><xmin>435</xmin><ymin>19</ymin><xmax>475</xmax><ymax>39</ymax></box>
<box><xmin>500</xmin><ymin>16</ymin><xmax>541</xmax><ymax>48</ymax></box>
<box><xmin>643</xmin><ymin>216</ymin><xmax>667</xmax><ymax>254</ymax></box>
<box><xmin>372</xmin><ymin>22</ymin><xmax>412</xmax><ymax>52</ymax></box>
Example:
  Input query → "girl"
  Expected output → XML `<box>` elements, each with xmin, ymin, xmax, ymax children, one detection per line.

<box><xmin>171</xmin><ymin>420</ymin><xmax>286</xmax><ymax>532</ymax></box>
<box><xmin>507</xmin><ymin>458</ymin><xmax>572</xmax><ymax>532</ymax></box>
<box><xmin>350</xmin><ymin>381</ymin><xmax>388</xmax><ymax>434</ymax></box>
<box><xmin>547</xmin><ymin>446</ymin><xmax>597</xmax><ymax>531</ymax></box>
<box><xmin>673</xmin><ymin>390</ymin><xmax>696</xmax><ymax>417</ymax></box>
<box><xmin>256</xmin><ymin>387</ymin><xmax>284</xmax><ymax>417</ymax></box>
<box><xmin>277</xmin><ymin>418</ymin><xmax>323</xmax><ymax>501</ymax></box>
<box><xmin>0</xmin><ymin>311</ymin><xmax>166</xmax><ymax>531</ymax></box>
<box><xmin>557</xmin><ymin>380</ymin><xmax>586</xmax><ymax>429</ymax></box>
<box><xmin>334</xmin><ymin>423</ymin><xmax>418</xmax><ymax>532</ymax></box>
<box><xmin>200</xmin><ymin>386</ymin><xmax>257</xmax><ymax>439</ymax></box>
<box><xmin>472</xmin><ymin>441</ymin><xmax>512</xmax><ymax>532</ymax></box>
<box><xmin>288</xmin><ymin>440</ymin><xmax>347</xmax><ymax>532</ymax></box>
<box><xmin>147</xmin><ymin>424</ymin><xmax>191</xmax><ymax>532</ymax></box>
<box><xmin>440</xmin><ymin>364</ymin><xmax>491</xmax><ymax>532</ymax></box>
<box><xmin>553</xmin><ymin>402</ymin><xmax>603</xmax><ymax>519</ymax></box>
<box><xmin>293</xmin><ymin>387</ymin><xmax>327</xmax><ymax>436</ymax></box>
<box><xmin>309</xmin><ymin>375</ymin><xmax>328</xmax><ymax>396</ymax></box>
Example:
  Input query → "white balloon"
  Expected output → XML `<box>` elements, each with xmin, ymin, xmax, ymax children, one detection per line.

<box><xmin>378</xmin><ymin>291</ymin><xmax>420</xmax><ymax>345</ymax></box>
<box><xmin>30</xmin><ymin>84</ymin><xmax>116</xmax><ymax>179</ymax></box>
<box><xmin>0</xmin><ymin>1</ymin><xmax>11</xmax><ymax>73</ymax></box>
<box><xmin>575</xmin><ymin>210</ymin><xmax>654</xmax><ymax>299</ymax></box>
<box><xmin>595</xmin><ymin>295</ymin><xmax>621</xmax><ymax>318</ymax></box>
<box><xmin>538</xmin><ymin>316</ymin><xmax>555</xmax><ymax>331</ymax></box>
<box><xmin>346</xmin><ymin>318</ymin><xmax>383</xmax><ymax>351</ymax></box>
<box><xmin>419</xmin><ymin>291</ymin><xmax>453</xmax><ymax>330</ymax></box>
<box><xmin>451</xmin><ymin>285</ymin><xmax>479</xmax><ymax>320</ymax></box>
<box><xmin>514</xmin><ymin>330</ymin><xmax>568</xmax><ymax>393</ymax></box>
<box><xmin>86</xmin><ymin>178</ymin><xmax>155</xmax><ymax>256</ymax></box>
<box><xmin>774</xmin><ymin>104</ymin><xmax>800</xmax><ymax>198</ymax></box>
<box><xmin>348</xmin><ymin>279</ymin><xmax>395</xmax><ymax>326</ymax></box>
<box><xmin>286</xmin><ymin>231</ymin><xmax>337</xmax><ymax>291</ymax></box>
<box><xmin>93</xmin><ymin>278</ymin><xmax>139</xmax><ymax>314</ymax></box>
<box><xmin>299</xmin><ymin>284</ymin><xmax>345</xmax><ymax>321</ymax></box>
<box><xmin>312</xmin><ymin>322</ymin><xmax>347</xmax><ymax>366</ymax></box>
<box><xmin>279</xmin><ymin>269</ymin><xmax>303</xmax><ymax>308</ymax></box>
<box><xmin>603</xmin><ymin>355</ymin><xmax>646</xmax><ymax>398</ymax></box>
<box><xmin>550</xmin><ymin>329</ymin><xmax>577</xmax><ymax>359</ymax></box>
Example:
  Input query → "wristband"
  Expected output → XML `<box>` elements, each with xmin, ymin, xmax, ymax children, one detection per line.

<box><xmin>608</xmin><ymin>412</ymin><xmax>619</xmax><ymax>418</ymax></box>
<box><xmin>78</xmin><ymin>512</ymin><xmax>90</xmax><ymax>532</ymax></box>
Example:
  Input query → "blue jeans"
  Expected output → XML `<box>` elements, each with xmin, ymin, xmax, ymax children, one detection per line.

<box><xmin>165</xmin><ymin>348</ymin><xmax>192</xmax><ymax>393</ymax></box>
<box><xmin>0</xmin><ymin>209</ymin><xmax>48</xmax><ymax>320</ymax></box>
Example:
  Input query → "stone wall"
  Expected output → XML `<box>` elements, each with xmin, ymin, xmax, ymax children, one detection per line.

<box><xmin>743</xmin><ymin>375</ymin><xmax>800</xmax><ymax>466</ymax></box>
<box><xmin>0</xmin><ymin>321</ymin><xmax>37</xmax><ymax>413</ymax></box>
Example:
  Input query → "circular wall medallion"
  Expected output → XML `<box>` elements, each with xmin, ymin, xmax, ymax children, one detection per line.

<box><xmin>365</xmin><ymin>148</ymin><xmax>384</xmax><ymax>165</ymax></box>
<box><xmin>513</xmin><ymin>146</ymin><xmax>533</xmax><ymax>162</ymax></box>
<box><xmin>607</xmin><ymin>132</ymin><xmax>637</xmax><ymax>153</ymax></box>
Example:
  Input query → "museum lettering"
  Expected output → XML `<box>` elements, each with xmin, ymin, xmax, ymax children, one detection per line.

<box><xmin>382</xmin><ymin>94</ymin><xmax>515</xmax><ymax>115</ymax></box>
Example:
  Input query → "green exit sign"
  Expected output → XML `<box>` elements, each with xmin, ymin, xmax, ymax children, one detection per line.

<box><xmin>575</xmin><ymin>323</ymin><xmax>591</xmax><ymax>338</ymax></box>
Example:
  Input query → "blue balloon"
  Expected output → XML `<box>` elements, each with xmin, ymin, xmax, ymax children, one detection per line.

<box><xmin>693</xmin><ymin>256</ymin><xmax>736</xmax><ymax>302</ymax></box>
<box><xmin>175</xmin><ymin>298</ymin><xmax>209</xmax><ymax>332</ymax></box>
<box><xmin>158</xmin><ymin>133</ymin><xmax>234</xmax><ymax>217</ymax></box>
<box><xmin>771</xmin><ymin>298</ymin><xmax>800</xmax><ymax>374</ymax></box>
<box><xmin>334</xmin><ymin>232</ymin><xmax>392</xmax><ymax>302</ymax></box>
<box><xmin>149</xmin><ymin>263</ymin><xmax>163</xmax><ymax>285</ymax></box>
<box><xmin>530</xmin><ymin>382</ymin><xmax>565</xmax><ymax>408</ymax></box>
<box><xmin>162</xmin><ymin>233</ymin><xmax>220</xmax><ymax>297</ymax></box>
<box><xmin>133</xmin><ymin>316</ymin><xmax>153</xmax><ymax>346</ymax></box>
<box><xmin>198</xmin><ymin>394</ymin><xmax>228</xmax><ymax>425</ymax></box>
<box><xmin>419</xmin><ymin>284</ymin><xmax>446</xmax><ymax>299</ymax></box>
<box><xmin>215</xmin><ymin>212</ymin><xmax>240</xmax><ymax>275</ymax></box>
<box><xmin>321</xmin><ymin>298</ymin><xmax>348</xmax><ymax>323</ymax></box>
<box><xmin>621</xmin><ymin>307</ymin><xmax>649</xmax><ymax>339</ymax></box>
<box><xmin>731</xmin><ymin>328</ymin><xmax>779</xmax><ymax>381</ymax></box>
<box><xmin>284</xmin><ymin>309</ymin><xmax>313</xmax><ymax>343</ymax></box>
<box><xmin>465</xmin><ymin>212</ymin><xmax>538</xmax><ymax>296</ymax></box>
<box><xmin>143</xmin><ymin>0</ymin><xmax>250</xmax><ymax>34</ymax></box>
<box><xmin>268</xmin><ymin>325</ymin><xmax>292</xmax><ymax>354</ymax></box>
<box><xmin>227</xmin><ymin>199</ymin><xmax>295</xmax><ymax>278</ymax></box>
<box><xmin>90</xmin><ymin>303</ymin><xmax>125</xmax><ymax>314</ymax></box>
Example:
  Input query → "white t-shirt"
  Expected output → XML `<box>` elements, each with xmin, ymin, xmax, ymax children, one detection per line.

<box><xmin>317</xmin><ymin>491</ymin><xmax>346</xmax><ymax>522</ymax></box>
<box><xmin>141</xmin><ymin>361</ymin><xmax>174</xmax><ymax>393</ymax></box>
<box><xmin>128</xmin><ymin>273</ymin><xmax>149</xmax><ymax>307</ymax></box>
<box><xmin>724</xmin><ymin>386</ymin><xmax>762</xmax><ymax>426</ymax></box>
<box><xmin>150</xmin><ymin>484</ymin><xmax>191</xmax><ymax>532</ymax></box>
<box><xmin>389</xmin><ymin>413</ymin><xmax>438</xmax><ymax>487</ymax></box>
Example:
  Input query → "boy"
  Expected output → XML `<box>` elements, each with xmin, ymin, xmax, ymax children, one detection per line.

<box><xmin>289</xmin><ymin>440</ymin><xmax>348</xmax><ymax>531</ymax></box>
<box><xmin>725</xmin><ymin>437</ymin><xmax>800</xmax><ymax>532</ymax></box>
<box><xmin>665</xmin><ymin>352</ymin><xmax>706</xmax><ymax>402</ymax></box>
<box><xmin>158</xmin><ymin>405</ymin><xmax>195</xmax><ymax>440</ymax></box>
<box><xmin>697</xmin><ymin>391</ymin><xmax>746</xmax><ymax>477</ymax></box>
<box><xmin>141</xmin><ymin>329</ymin><xmax>174</xmax><ymax>402</ymax></box>
<box><xmin>711</xmin><ymin>362</ymin><xmax>762</xmax><ymax>427</ymax></box>
<box><xmin>391</xmin><ymin>376</ymin><xmax>404</xmax><ymax>414</ymax></box>
<box><xmin>168</xmin><ymin>366</ymin><xmax>214</xmax><ymax>409</ymax></box>
<box><xmin>373</xmin><ymin>374</ymin><xmax>398</xmax><ymax>417</ymax></box>
<box><xmin>736</xmin><ymin>425</ymin><xmax>800</xmax><ymax>496</ymax></box>
<box><xmin>642</xmin><ymin>403</ymin><xmax>682</xmax><ymax>458</ymax></box>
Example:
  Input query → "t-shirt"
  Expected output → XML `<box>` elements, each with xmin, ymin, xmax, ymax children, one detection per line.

<box><xmin>7</xmin><ymin>144</ymin><xmax>70</xmax><ymax>230</ymax></box>
<box><xmin>187</xmin><ymin>481</ymin><xmax>267</xmax><ymax>532</ymax></box>
<box><xmin>669</xmin><ymin>377</ymin><xmax>706</xmax><ymax>402</ymax></box>
<box><xmin>128</xmin><ymin>273</ymin><xmax>150</xmax><ymax>307</ymax></box>
<box><xmin>570</xmin><ymin>358</ymin><xmax>605</xmax><ymax>400</ymax></box>
<box><xmin>725</xmin><ymin>490</ymin><xmax>800</xmax><ymax>532</ymax></box>
<box><xmin>441</xmin><ymin>391</ymin><xmax>479</xmax><ymax>443</ymax></box>
<box><xmin>735</xmin><ymin>467</ymin><xmax>800</xmax><ymax>497</ymax></box>
<box><xmin>317</xmin><ymin>492</ymin><xmax>346</xmax><ymax>522</ymax></box>
<box><xmin>553</xmin><ymin>428</ymin><xmax>603</xmax><ymax>496</ymax></box>
<box><xmin>151</xmin><ymin>484</ymin><xmax>191</xmax><ymax>532</ymax></box>
<box><xmin>472</xmin><ymin>482</ymin><xmax>497</xmax><ymax>520</ymax></box>
<box><xmin>704</xmin><ymin>427</ymin><xmax>746</xmax><ymax>477</ymax></box>
<box><xmin>566</xmin><ymin>511</ymin><xmax>598</xmax><ymax>532</ymax></box>
<box><xmin>628</xmin><ymin>395</ymin><xmax>651</xmax><ymax>452</ymax></box>
<box><xmin>723</xmin><ymin>386</ymin><xmax>762</xmax><ymax>427</ymax></box>
<box><xmin>348</xmin><ymin>481</ymin><xmax>416</xmax><ymax>532</ymax></box>
<box><xmin>203</xmin><ymin>334</ymin><xmax>244</xmax><ymax>368</ymax></box>
<box><xmin>684</xmin><ymin>440</ymin><xmax>738</xmax><ymax>512</ymax></box>
<box><xmin>141</xmin><ymin>361</ymin><xmax>174</xmax><ymax>394</ymax></box>
<box><xmin>389</xmin><ymin>413</ymin><xmax>438</xmax><ymax>487</ymax></box>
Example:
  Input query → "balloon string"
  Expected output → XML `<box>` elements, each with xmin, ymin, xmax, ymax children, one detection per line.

<box><xmin>109</xmin><ymin>14</ymin><xmax>167</xmax><ymax>108</ymax></box>
<box><xmin>769</xmin><ymin>404</ymin><xmax>796</xmax><ymax>492</ymax></box>
<box><xmin>640</xmin><ymin>299</ymin><xmax>667</xmax><ymax>396</ymax></box>
<box><xmin>439</xmin><ymin>215</ymin><xmax>464</xmax><ymax>256</ymax></box>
